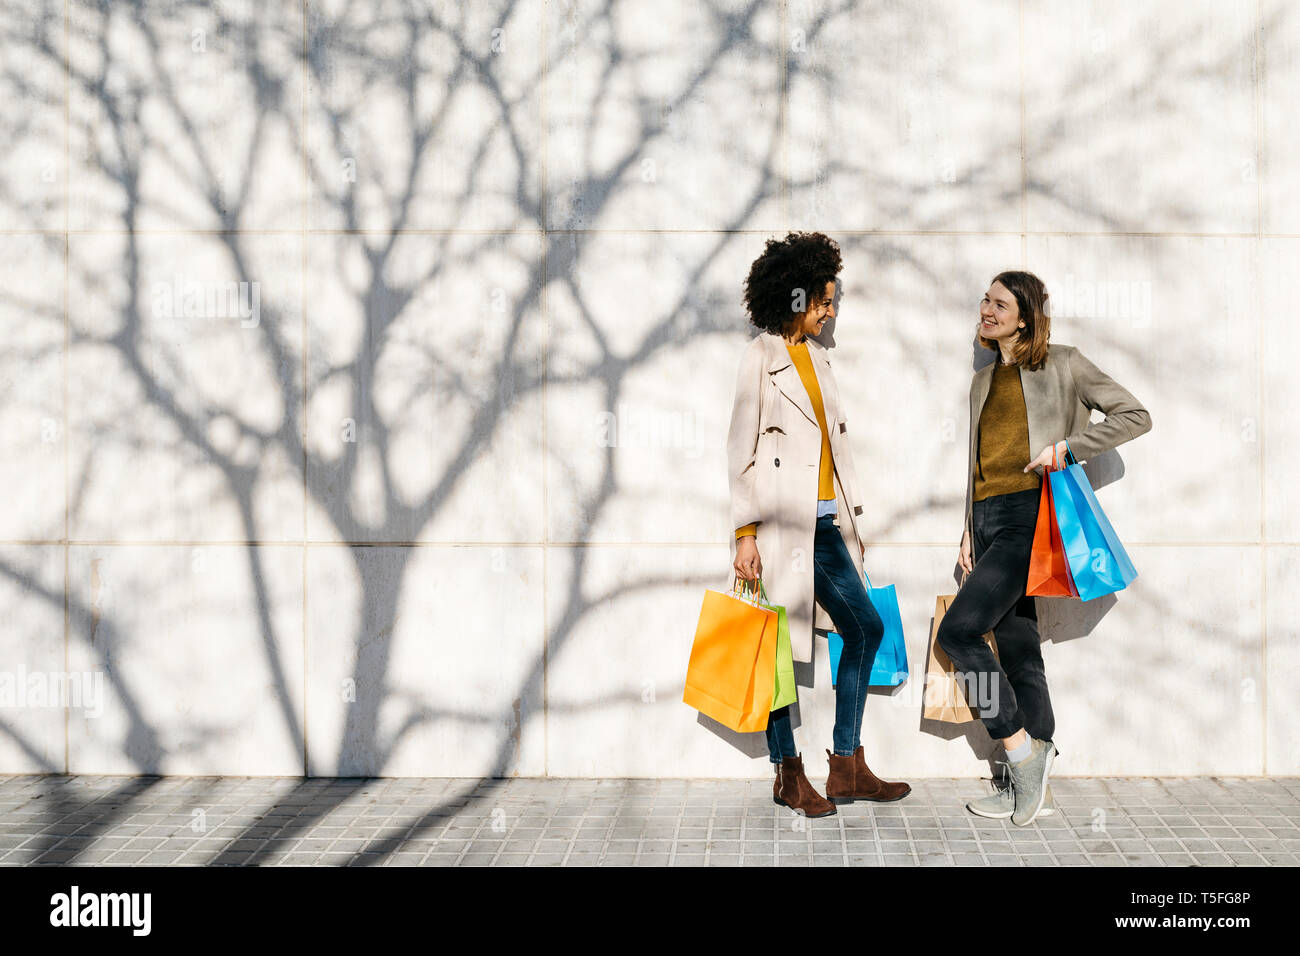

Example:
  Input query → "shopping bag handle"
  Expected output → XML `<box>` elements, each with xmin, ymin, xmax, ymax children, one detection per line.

<box><xmin>732</xmin><ymin>574</ymin><xmax>768</xmax><ymax>606</ymax></box>
<box><xmin>1046</xmin><ymin>440</ymin><xmax>1077</xmax><ymax>475</ymax></box>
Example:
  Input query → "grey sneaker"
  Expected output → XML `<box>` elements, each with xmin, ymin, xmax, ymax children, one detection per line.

<box><xmin>966</xmin><ymin>784</ymin><xmax>1015</xmax><ymax>818</ymax></box>
<box><xmin>965</xmin><ymin>762</ymin><xmax>1055</xmax><ymax>819</ymax></box>
<box><xmin>1008</xmin><ymin>738</ymin><xmax>1057</xmax><ymax>826</ymax></box>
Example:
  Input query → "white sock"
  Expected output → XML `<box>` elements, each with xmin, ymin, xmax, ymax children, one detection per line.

<box><xmin>1007</xmin><ymin>736</ymin><xmax>1033</xmax><ymax>764</ymax></box>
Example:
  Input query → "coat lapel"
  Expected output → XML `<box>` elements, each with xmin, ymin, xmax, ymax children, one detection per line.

<box><xmin>1016</xmin><ymin>351</ymin><xmax>1065</xmax><ymax>464</ymax></box>
<box><xmin>807</xmin><ymin>337</ymin><xmax>839</xmax><ymax>433</ymax></box>
<box><xmin>971</xmin><ymin>361</ymin><xmax>994</xmax><ymax>428</ymax></box>
<box><xmin>763</xmin><ymin>332</ymin><xmax>818</xmax><ymax>427</ymax></box>
<box><xmin>1017</xmin><ymin>359</ymin><xmax>1048</xmax><ymax>452</ymax></box>
<box><xmin>972</xmin><ymin>352</ymin><xmax>1056</xmax><ymax>466</ymax></box>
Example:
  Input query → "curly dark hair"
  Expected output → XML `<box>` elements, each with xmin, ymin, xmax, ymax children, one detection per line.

<box><xmin>743</xmin><ymin>231</ymin><xmax>843</xmax><ymax>334</ymax></box>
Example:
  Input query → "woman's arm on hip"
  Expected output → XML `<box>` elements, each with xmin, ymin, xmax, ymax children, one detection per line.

<box><xmin>1064</xmin><ymin>347</ymin><xmax>1153</xmax><ymax>461</ymax></box>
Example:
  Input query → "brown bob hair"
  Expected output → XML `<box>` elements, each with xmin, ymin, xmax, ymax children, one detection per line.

<box><xmin>980</xmin><ymin>270</ymin><xmax>1051</xmax><ymax>370</ymax></box>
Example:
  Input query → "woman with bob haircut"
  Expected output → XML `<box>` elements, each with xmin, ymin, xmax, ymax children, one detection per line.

<box><xmin>726</xmin><ymin>230</ymin><xmax>910</xmax><ymax>818</ymax></box>
<box><xmin>937</xmin><ymin>270</ymin><xmax>1151</xmax><ymax>825</ymax></box>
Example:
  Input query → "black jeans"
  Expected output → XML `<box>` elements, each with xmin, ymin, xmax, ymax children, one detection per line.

<box><xmin>934</xmin><ymin>486</ymin><xmax>1055</xmax><ymax>742</ymax></box>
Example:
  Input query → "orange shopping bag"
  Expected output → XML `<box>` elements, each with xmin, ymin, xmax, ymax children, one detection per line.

<box><xmin>683</xmin><ymin>576</ymin><xmax>779</xmax><ymax>733</ymax></box>
<box><xmin>1026</xmin><ymin>447</ymin><xmax>1078</xmax><ymax>598</ymax></box>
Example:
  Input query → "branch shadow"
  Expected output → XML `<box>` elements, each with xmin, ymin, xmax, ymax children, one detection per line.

<box><xmin>0</xmin><ymin>0</ymin><xmax>1278</xmax><ymax>864</ymax></box>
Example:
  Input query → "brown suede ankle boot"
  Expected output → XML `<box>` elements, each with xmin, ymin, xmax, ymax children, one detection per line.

<box><xmin>825</xmin><ymin>746</ymin><xmax>912</xmax><ymax>803</ymax></box>
<box><xmin>774</xmin><ymin>753</ymin><xmax>836</xmax><ymax>817</ymax></box>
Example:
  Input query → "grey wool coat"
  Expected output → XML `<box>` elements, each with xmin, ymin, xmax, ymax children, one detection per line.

<box><xmin>964</xmin><ymin>343</ymin><xmax>1153</xmax><ymax>544</ymax></box>
<box><xmin>726</xmin><ymin>331</ymin><xmax>867</xmax><ymax>664</ymax></box>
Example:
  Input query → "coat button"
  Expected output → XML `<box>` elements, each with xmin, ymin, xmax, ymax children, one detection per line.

<box><xmin>774</xmin><ymin>457</ymin><xmax>780</xmax><ymax>467</ymax></box>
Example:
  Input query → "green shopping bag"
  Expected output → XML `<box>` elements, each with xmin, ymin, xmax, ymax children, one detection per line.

<box><xmin>740</xmin><ymin>578</ymin><xmax>797</xmax><ymax>710</ymax></box>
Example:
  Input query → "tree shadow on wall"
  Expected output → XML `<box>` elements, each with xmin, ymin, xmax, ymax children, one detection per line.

<box><xmin>0</xmin><ymin>0</ymin><xmax>1275</xmax><ymax>861</ymax></box>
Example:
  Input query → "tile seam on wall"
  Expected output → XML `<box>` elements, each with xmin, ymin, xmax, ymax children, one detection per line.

<box><xmin>1019</xmin><ymin>0</ymin><xmax>1027</xmax><ymax>265</ymax></box>
<box><xmin>780</xmin><ymin>0</ymin><xmax>788</xmax><ymax>226</ymax></box>
<box><xmin>29</xmin><ymin>539</ymin><xmax>1296</xmax><ymax>548</ymax></box>
<box><xmin>16</xmin><ymin>228</ymin><xmax>1289</xmax><ymax>238</ymax></box>
<box><xmin>62</xmin><ymin>0</ymin><xmax>71</xmax><ymax>776</ymax></box>
<box><xmin>300</xmin><ymin>0</ymin><xmax>309</xmax><ymax>778</ymax></box>
<box><xmin>1254</xmin><ymin>0</ymin><xmax>1267</xmax><ymax>776</ymax></box>
<box><xmin>541</xmin><ymin>0</ymin><xmax>550</xmax><ymax>778</ymax></box>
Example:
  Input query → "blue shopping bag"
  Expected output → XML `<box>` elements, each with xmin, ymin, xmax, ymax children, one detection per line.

<box><xmin>1049</xmin><ymin>444</ymin><xmax>1138</xmax><ymax>601</ymax></box>
<box><xmin>827</xmin><ymin>569</ymin><xmax>908</xmax><ymax>688</ymax></box>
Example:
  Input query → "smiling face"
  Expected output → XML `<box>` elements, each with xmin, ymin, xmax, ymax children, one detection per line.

<box><xmin>788</xmin><ymin>279</ymin><xmax>838</xmax><ymax>340</ymax></box>
<box><xmin>979</xmin><ymin>280</ymin><xmax>1025</xmax><ymax>343</ymax></box>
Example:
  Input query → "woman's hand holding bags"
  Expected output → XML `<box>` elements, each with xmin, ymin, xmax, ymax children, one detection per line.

<box><xmin>683</xmin><ymin>576</ymin><xmax>796</xmax><ymax>733</ymax></box>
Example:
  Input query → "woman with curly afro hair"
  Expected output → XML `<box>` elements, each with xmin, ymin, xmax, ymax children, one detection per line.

<box><xmin>724</xmin><ymin>231</ymin><xmax>910</xmax><ymax>817</ymax></box>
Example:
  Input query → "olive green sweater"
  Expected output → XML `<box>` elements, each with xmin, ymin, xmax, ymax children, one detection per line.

<box><xmin>973</xmin><ymin>361</ymin><xmax>1042</xmax><ymax>501</ymax></box>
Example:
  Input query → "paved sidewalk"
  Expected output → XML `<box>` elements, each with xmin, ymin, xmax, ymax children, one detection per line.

<box><xmin>1</xmin><ymin>774</ymin><xmax>1297</xmax><ymax>866</ymax></box>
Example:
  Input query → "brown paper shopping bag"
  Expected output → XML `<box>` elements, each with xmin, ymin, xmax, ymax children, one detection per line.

<box><xmin>923</xmin><ymin>593</ymin><xmax>1000</xmax><ymax>723</ymax></box>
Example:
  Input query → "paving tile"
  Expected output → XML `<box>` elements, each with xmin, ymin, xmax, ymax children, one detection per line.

<box><xmin>0</xmin><ymin>775</ymin><xmax>1294</xmax><ymax>867</ymax></box>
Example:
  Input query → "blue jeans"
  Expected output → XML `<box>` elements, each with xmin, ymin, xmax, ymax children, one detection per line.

<box><xmin>766</xmin><ymin>513</ymin><xmax>885</xmax><ymax>762</ymax></box>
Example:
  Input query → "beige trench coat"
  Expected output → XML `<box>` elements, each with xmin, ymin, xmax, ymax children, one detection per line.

<box><xmin>725</xmin><ymin>330</ymin><xmax>867</xmax><ymax>663</ymax></box>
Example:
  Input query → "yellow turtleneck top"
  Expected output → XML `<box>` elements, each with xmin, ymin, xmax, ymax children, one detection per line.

<box><xmin>736</xmin><ymin>339</ymin><xmax>835</xmax><ymax>539</ymax></box>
